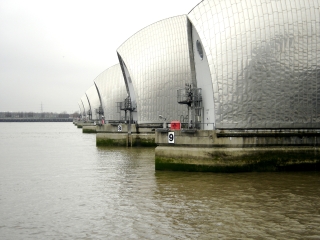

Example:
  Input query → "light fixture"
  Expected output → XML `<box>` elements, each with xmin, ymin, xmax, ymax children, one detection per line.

<box><xmin>159</xmin><ymin>115</ymin><xmax>166</xmax><ymax>121</ymax></box>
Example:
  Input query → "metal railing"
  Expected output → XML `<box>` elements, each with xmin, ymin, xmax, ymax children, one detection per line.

<box><xmin>118</xmin><ymin>97</ymin><xmax>136</xmax><ymax>111</ymax></box>
<box><xmin>177</xmin><ymin>86</ymin><xmax>202</xmax><ymax>106</ymax></box>
<box><xmin>166</xmin><ymin>122</ymin><xmax>216</xmax><ymax>130</ymax></box>
<box><xmin>95</xmin><ymin>107</ymin><xmax>104</xmax><ymax>115</ymax></box>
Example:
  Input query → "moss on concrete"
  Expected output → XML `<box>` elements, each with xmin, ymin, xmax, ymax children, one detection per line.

<box><xmin>96</xmin><ymin>138</ymin><xmax>127</xmax><ymax>147</ymax></box>
<box><xmin>83</xmin><ymin>129</ymin><xmax>96</xmax><ymax>134</ymax></box>
<box><xmin>155</xmin><ymin>149</ymin><xmax>320</xmax><ymax>172</ymax></box>
<box><xmin>133</xmin><ymin>137</ymin><xmax>156</xmax><ymax>147</ymax></box>
<box><xmin>97</xmin><ymin>135</ymin><xmax>157</xmax><ymax>147</ymax></box>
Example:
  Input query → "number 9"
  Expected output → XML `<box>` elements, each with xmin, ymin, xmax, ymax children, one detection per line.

<box><xmin>169</xmin><ymin>134</ymin><xmax>174</xmax><ymax>141</ymax></box>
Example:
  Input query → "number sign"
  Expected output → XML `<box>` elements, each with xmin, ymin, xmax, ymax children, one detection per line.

<box><xmin>118</xmin><ymin>125</ymin><xmax>122</xmax><ymax>132</ymax></box>
<box><xmin>168</xmin><ymin>132</ymin><xmax>174</xmax><ymax>144</ymax></box>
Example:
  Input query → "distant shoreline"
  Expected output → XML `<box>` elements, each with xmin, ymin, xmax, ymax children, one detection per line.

<box><xmin>0</xmin><ymin>118</ymin><xmax>73</xmax><ymax>122</ymax></box>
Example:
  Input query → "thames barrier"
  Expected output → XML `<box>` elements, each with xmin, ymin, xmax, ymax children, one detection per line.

<box><xmin>74</xmin><ymin>0</ymin><xmax>320</xmax><ymax>172</ymax></box>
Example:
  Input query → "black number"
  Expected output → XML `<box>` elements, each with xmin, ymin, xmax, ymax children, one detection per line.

<box><xmin>168</xmin><ymin>133</ymin><xmax>174</xmax><ymax>142</ymax></box>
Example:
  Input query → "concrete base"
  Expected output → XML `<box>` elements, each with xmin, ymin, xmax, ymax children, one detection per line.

<box><xmin>82</xmin><ymin>125</ymin><xmax>96</xmax><ymax>133</ymax></box>
<box><xmin>76</xmin><ymin>121</ymin><xmax>84</xmax><ymax>128</ymax></box>
<box><xmin>155</xmin><ymin>129</ymin><xmax>320</xmax><ymax>172</ymax></box>
<box><xmin>96</xmin><ymin>123</ymin><xmax>158</xmax><ymax>147</ymax></box>
<box><xmin>96</xmin><ymin>132</ymin><xmax>156</xmax><ymax>147</ymax></box>
<box><xmin>155</xmin><ymin>146</ymin><xmax>320</xmax><ymax>172</ymax></box>
<box><xmin>76</xmin><ymin>121</ymin><xmax>95</xmax><ymax>129</ymax></box>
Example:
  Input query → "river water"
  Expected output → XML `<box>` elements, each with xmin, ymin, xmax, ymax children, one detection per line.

<box><xmin>0</xmin><ymin>122</ymin><xmax>319</xmax><ymax>239</ymax></box>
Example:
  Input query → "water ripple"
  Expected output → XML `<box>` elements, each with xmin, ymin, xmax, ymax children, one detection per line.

<box><xmin>0</xmin><ymin>123</ymin><xmax>319</xmax><ymax>239</ymax></box>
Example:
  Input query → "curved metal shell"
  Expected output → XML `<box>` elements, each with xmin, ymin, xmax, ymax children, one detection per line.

<box><xmin>188</xmin><ymin>0</ymin><xmax>320</xmax><ymax>128</ymax></box>
<box><xmin>93</xmin><ymin>64</ymin><xmax>127</xmax><ymax>121</ymax></box>
<box><xmin>85</xmin><ymin>85</ymin><xmax>100</xmax><ymax>120</ymax></box>
<box><xmin>80</xmin><ymin>94</ymin><xmax>90</xmax><ymax>118</ymax></box>
<box><xmin>78</xmin><ymin>100</ymin><xmax>85</xmax><ymax>118</ymax></box>
<box><xmin>117</xmin><ymin>15</ymin><xmax>194</xmax><ymax>124</ymax></box>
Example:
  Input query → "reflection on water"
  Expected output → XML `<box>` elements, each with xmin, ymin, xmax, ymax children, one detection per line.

<box><xmin>154</xmin><ymin>171</ymin><xmax>320</xmax><ymax>239</ymax></box>
<box><xmin>0</xmin><ymin>123</ymin><xmax>319</xmax><ymax>239</ymax></box>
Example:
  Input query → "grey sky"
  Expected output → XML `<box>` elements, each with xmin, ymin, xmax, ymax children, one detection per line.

<box><xmin>0</xmin><ymin>0</ymin><xmax>200</xmax><ymax>113</ymax></box>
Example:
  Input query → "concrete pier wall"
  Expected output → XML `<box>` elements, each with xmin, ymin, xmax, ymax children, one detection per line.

<box><xmin>76</xmin><ymin>121</ymin><xmax>84</xmax><ymax>128</ymax></box>
<box><xmin>76</xmin><ymin>121</ymin><xmax>95</xmax><ymax>129</ymax></box>
<box><xmin>96</xmin><ymin>124</ymin><xmax>157</xmax><ymax>147</ymax></box>
<box><xmin>155</xmin><ymin>129</ymin><xmax>320</xmax><ymax>172</ymax></box>
<box><xmin>82</xmin><ymin>125</ymin><xmax>97</xmax><ymax>133</ymax></box>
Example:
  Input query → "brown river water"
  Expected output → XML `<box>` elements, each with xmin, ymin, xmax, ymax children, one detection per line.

<box><xmin>0</xmin><ymin>123</ymin><xmax>319</xmax><ymax>239</ymax></box>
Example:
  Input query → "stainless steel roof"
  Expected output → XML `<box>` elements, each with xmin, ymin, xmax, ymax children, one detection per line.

<box><xmin>85</xmin><ymin>85</ymin><xmax>100</xmax><ymax>120</ymax></box>
<box><xmin>93</xmin><ymin>64</ymin><xmax>127</xmax><ymax>121</ymax></box>
<box><xmin>117</xmin><ymin>15</ymin><xmax>193</xmax><ymax>124</ymax></box>
<box><xmin>188</xmin><ymin>0</ymin><xmax>320</xmax><ymax>128</ymax></box>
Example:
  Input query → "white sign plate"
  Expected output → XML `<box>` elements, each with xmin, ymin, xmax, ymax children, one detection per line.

<box><xmin>168</xmin><ymin>132</ymin><xmax>174</xmax><ymax>144</ymax></box>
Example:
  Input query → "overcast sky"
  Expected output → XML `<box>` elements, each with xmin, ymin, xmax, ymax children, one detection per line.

<box><xmin>0</xmin><ymin>0</ymin><xmax>200</xmax><ymax>113</ymax></box>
